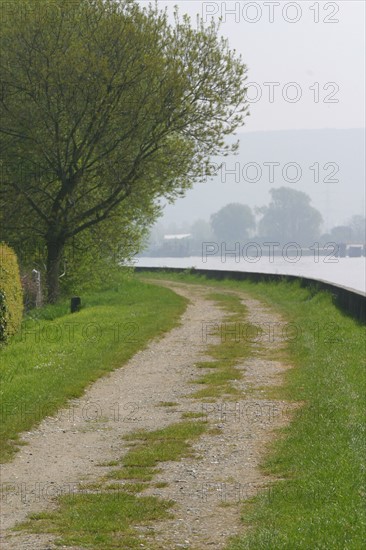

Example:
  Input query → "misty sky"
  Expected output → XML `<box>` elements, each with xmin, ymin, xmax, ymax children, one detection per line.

<box><xmin>138</xmin><ymin>1</ymin><xmax>365</xmax><ymax>229</ymax></box>
<box><xmin>146</xmin><ymin>0</ymin><xmax>365</xmax><ymax>132</ymax></box>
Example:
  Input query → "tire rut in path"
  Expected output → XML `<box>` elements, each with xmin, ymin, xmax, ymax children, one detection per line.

<box><xmin>0</xmin><ymin>281</ymin><xmax>294</xmax><ymax>549</ymax></box>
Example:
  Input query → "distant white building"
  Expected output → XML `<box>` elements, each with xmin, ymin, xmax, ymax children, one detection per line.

<box><xmin>164</xmin><ymin>234</ymin><xmax>191</xmax><ymax>241</ymax></box>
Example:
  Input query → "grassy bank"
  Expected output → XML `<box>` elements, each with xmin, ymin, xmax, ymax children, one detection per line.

<box><xmin>0</xmin><ymin>274</ymin><xmax>187</xmax><ymax>462</ymax></box>
<box><xmin>138</xmin><ymin>271</ymin><xmax>366</xmax><ymax>549</ymax></box>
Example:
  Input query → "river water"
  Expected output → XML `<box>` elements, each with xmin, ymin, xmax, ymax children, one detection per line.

<box><xmin>134</xmin><ymin>255</ymin><xmax>366</xmax><ymax>295</ymax></box>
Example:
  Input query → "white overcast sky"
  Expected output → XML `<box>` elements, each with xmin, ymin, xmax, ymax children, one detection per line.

<box><xmin>139</xmin><ymin>0</ymin><xmax>365</xmax><ymax>132</ymax></box>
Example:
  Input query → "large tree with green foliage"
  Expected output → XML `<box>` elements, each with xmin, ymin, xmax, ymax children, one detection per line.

<box><xmin>0</xmin><ymin>0</ymin><xmax>249</xmax><ymax>302</ymax></box>
<box><xmin>257</xmin><ymin>187</ymin><xmax>323</xmax><ymax>244</ymax></box>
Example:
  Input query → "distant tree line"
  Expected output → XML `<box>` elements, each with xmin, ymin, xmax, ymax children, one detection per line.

<box><xmin>145</xmin><ymin>187</ymin><xmax>366</xmax><ymax>256</ymax></box>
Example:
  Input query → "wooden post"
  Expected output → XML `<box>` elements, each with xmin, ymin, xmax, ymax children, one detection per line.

<box><xmin>71</xmin><ymin>296</ymin><xmax>81</xmax><ymax>313</ymax></box>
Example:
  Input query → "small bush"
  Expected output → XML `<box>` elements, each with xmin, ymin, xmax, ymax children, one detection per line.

<box><xmin>0</xmin><ymin>243</ymin><xmax>24</xmax><ymax>342</ymax></box>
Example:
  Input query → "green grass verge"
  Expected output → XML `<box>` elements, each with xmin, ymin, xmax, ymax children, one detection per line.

<box><xmin>0</xmin><ymin>274</ymin><xmax>187</xmax><ymax>462</ymax></box>
<box><xmin>138</xmin><ymin>271</ymin><xmax>366</xmax><ymax>549</ymax></box>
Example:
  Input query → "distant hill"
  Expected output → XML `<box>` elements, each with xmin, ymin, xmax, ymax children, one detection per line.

<box><xmin>159</xmin><ymin>128</ymin><xmax>365</xmax><ymax>230</ymax></box>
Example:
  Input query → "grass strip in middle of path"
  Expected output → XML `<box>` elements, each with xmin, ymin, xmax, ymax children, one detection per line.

<box><xmin>17</xmin><ymin>420</ymin><xmax>208</xmax><ymax>549</ymax></box>
<box><xmin>192</xmin><ymin>291</ymin><xmax>257</xmax><ymax>399</ymax></box>
<box><xmin>17</xmin><ymin>492</ymin><xmax>173</xmax><ymax>549</ymax></box>
<box><xmin>107</xmin><ymin>420</ymin><xmax>208</xmax><ymax>482</ymax></box>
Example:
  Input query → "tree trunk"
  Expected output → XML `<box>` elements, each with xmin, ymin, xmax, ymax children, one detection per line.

<box><xmin>46</xmin><ymin>238</ymin><xmax>64</xmax><ymax>304</ymax></box>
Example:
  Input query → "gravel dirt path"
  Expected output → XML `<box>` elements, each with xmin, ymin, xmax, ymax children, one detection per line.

<box><xmin>0</xmin><ymin>280</ymin><xmax>295</xmax><ymax>549</ymax></box>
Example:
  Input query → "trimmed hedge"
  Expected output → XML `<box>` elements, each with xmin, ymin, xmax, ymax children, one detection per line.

<box><xmin>0</xmin><ymin>243</ymin><xmax>23</xmax><ymax>342</ymax></box>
